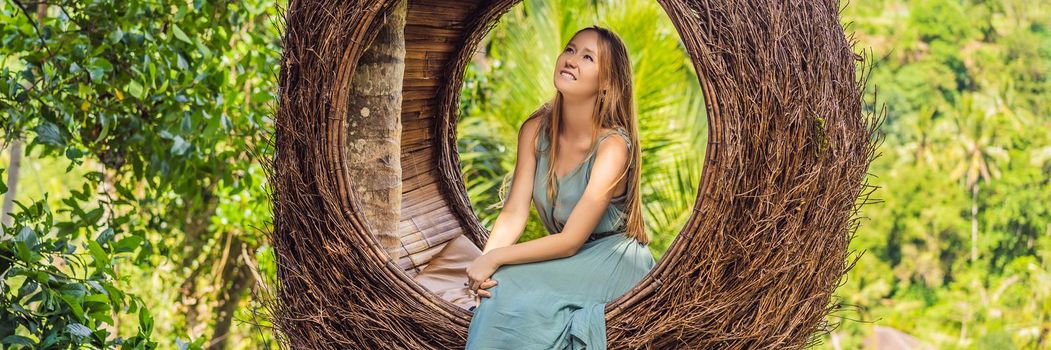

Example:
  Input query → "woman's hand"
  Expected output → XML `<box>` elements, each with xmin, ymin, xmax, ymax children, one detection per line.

<box><xmin>466</xmin><ymin>253</ymin><xmax>501</xmax><ymax>296</ymax></box>
<box><xmin>474</xmin><ymin>279</ymin><xmax>498</xmax><ymax>299</ymax></box>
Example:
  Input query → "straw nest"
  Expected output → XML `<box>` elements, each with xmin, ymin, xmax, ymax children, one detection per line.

<box><xmin>266</xmin><ymin>0</ymin><xmax>883</xmax><ymax>348</ymax></box>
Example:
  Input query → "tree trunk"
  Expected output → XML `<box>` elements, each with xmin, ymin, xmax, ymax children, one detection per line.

<box><xmin>207</xmin><ymin>235</ymin><xmax>255</xmax><ymax>350</ymax></box>
<box><xmin>346</xmin><ymin>0</ymin><xmax>406</xmax><ymax>258</ymax></box>
<box><xmin>177</xmin><ymin>189</ymin><xmax>220</xmax><ymax>335</ymax></box>
<box><xmin>970</xmin><ymin>183</ymin><xmax>978</xmax><ymax>263</ymax></box>
<box><xmin>2</xmin><ymin>138</ymin><xmax>22</xmax><ymax>227</ymax></box>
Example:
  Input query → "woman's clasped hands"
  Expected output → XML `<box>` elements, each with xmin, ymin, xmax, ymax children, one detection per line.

<box><xmin>465</xmin><ymin>252</ymin><xmax>501</xmax><ymax>301</ymax></box>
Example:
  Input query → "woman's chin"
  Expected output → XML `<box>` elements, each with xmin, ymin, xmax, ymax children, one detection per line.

<box><xmin>554</xmin><ymin>84</ymin><xmax>576</xmax><ymax>96</ymax></box>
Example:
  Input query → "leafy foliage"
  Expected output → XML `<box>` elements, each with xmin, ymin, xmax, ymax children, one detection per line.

<box><xmin>821</xmin><ymin>0</ymin><xmax>1051</xmax><ymax>348</ymax></box>
<box><xmin>1</xmin><ymin>0</ymin><xmax>280</xmax><ymax>348</ymax></box>
<box><xmin>0</xmin><ymin>170</ymin><xmax>155</xmax><ymax>348</ymax></box>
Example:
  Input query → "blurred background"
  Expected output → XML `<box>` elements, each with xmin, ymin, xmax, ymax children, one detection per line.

<box><xmin>1</xmin><ymin>0</ymin><xmax>1047</xmax><ymax>349</ymax></box>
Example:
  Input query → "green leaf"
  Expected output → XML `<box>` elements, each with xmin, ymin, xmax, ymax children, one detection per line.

<box><xmin>95</xmin><ymin>228</ymin><xmax>115</xmax><ymax>245</ymax></box>
<box><xmin>86</xmin><ymin>240</ymin><xmax>109</xmax><ymax>267</ymax></box>
<box><xmin>16</xmin><ymin>278</ymin><xmax>37</xmax><ymax>299</ymax></box>
<box><xmin>114</xmin><ymin>235</ymin><xmax>144</xmax><ymax>253</ymax></box>
<box><xmin>108</xmin><ymin>28</ymin><xmax>124</xmax><ymax>44</ymax></box>
<box><xmin>220</xmin><ymin>115</ymin><xmax>232</xmax><ymax>131</ymax></box>
<box><xmin>86</xmin><ymin>57</ymin><xmax>113</xmax><ymax>83</ymax></box>
<box><xmin>148</xmin><ymin>61</ymin><xmax>157</xmax><ymax>84</ymax></box>
<box><xmin>1</xmin><ymin>335</ymin><xmax>34</xmax><ymax>346</ymax></box>
<box><xmin>84</xmin><ymin>171</ymin><xmax>105</xmax><ymax>183</ymax></box>
<box><xmin>33</xmin><ymin>122</ymin><xmax>66</xmax><ymax>147</ymax></box>
<box><xmin>40</xmin><ymin>332</ymin><xmax>57</xmax><ymax>348</ymax></box>
<box><xmin>34</xmin><ymin>271</ymin><xmax>47</xmax><ymax>284</ymax></box>
<box><xmin>57</xmin><ymin>292</ymin><xmax>86</xmax><ymax>322</ymax></box>
<box><xmin>84</xmin><ymin>293</ymin><xmax>110</xmax><ymax>304</ymax></box>
<box><xmin>87</xmin><ymin>280</ymin><xmax>106</xmax><ymax>294</ymax></box>
<box><xmin>83</xmin><ymin>207</ymin><xmax>104</xmax><ymax>224</ymax></box>
<box><xmin>101</xmin><ymin>283</ymin><xmax>125</xmax><ymax>305</ymax></box>
<box><xmin>176</xmin><ymin>52</ymin><xmax>190</xmax><ymax>70</ymax></box>
<box><xmin>172</xmin><ymin>24</ymin><xmax>193</xmax><ymax>44</ymax></box>
<box><xmin>138</xmin><ymin>304</ymin><xmax>154</xmax><ymax>335</ymax></box>
<box><xmin>66</xmin><ymin>323</ymin><xmax>92</xmax><ymax>338</ymax></box>
<box><xmin>96</xmin><ymin>114</ymin><xmax>111</xmax><ymax>143</ymax></box>
<box><xmin>87</xmin><ymin>67</ymin><xmax>105</xmax><ymax>82</ymax></box>
<box><xmin>65</xmin><ymin>147</ymin><xmax>84</xmax><ymax>161</ymax></box>
<box><xmin>128</xmin><ymin>80</ymin><xmax>145</xmax><ymax>99</ymax></box>
<box><xmin>171</xmin><ymin>136</ymin><xmax>191</xmax><ymax>156</ymax></box>
<box><xmin>195</xmin><ymin>39</ymin><xmax>213</xmax><ymax>58</ymax></box>
<box><xmin>14</xmin><ymin>241</ymin><xmax>33</xmax><ymax>263</ymax></box>
<box><xmin>15</xmin><ymin>226</ymin><xmax>38</xmax><ymax>247</ymax></box>
<box><xmin>89</xmin><ymin>310</ymin><xmax>115</xmax><ymax>325</ymax></box>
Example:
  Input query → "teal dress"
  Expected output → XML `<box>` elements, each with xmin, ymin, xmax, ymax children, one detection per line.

<box><xmin>465</xmin><ymin>127</ymin><xmax>656</xmax><ymax>350</ymax></box>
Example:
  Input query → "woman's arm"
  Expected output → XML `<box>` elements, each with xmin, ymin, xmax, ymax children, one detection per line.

<box><xmin>480</xmin><ymin>116</ymin><xmax>542</xmax><ymax>254</ymax></box>
<box><xmin>489</xmin><ymin>133</ymin><xmax>630</xmax><ymax>266</ymax></box>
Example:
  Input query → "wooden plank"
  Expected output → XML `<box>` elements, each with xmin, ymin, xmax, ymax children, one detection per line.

<box><xmin>408</xmin><ymin>15</ymin><xmax>467</xmax><ymax>29</ymax></box>
<box><xmin>402</xmin><ymin>193</ymin><xmax>446</xmax><ymax>218</ymax></box>
<box><xmin>405</xmin><ymin>26</ymin><xmax>463</xmax><ymax>40</ymax></box>
<box><xmin>401</xmin><ymin>114</ymin><xmax>433</xmax><ymax>132</ymax></box>
<box><xmin>402</xmin><ymin>77</ymin><xmax>444</xmax><ymax>89</ymax></box>
<box><xmin>403</xmin><ymin>89</ymin><xmax>440</xmax><ymax>103</ymax></box>
<box><xmin>402</xmin><ymin>170</ymin><xmax>437</xmax><ymax>193</ymax></box>
<box><xmin>401</xmin><ymin>188</ymin><xmax>445</xmax><ymax>217</ymax></box>
<box><xmin>402</xmin><ymin>125</ymin><xmax>435</xmax><ymax>145</ymax></box>
<box><xmin>402</xmin><ymin>93</ymin><xmax>437</xmax><ymax>105</ymax></box>
<box><xmin>401</xmin><ymin>147</ymin><xmax>435</xmax><ymax>177</ymax></box>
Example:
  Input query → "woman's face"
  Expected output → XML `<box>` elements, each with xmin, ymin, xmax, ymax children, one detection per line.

<box><xmin>553</xmin><ymin>30</ymin><xmax>602</xmax><ymax>98</ymax></box>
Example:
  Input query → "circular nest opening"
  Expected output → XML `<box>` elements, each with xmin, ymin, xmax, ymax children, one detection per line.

<box><xmin>269</xmin><ymin>0</ymin><xmax>880</xmax><ymax>348</ymax></box>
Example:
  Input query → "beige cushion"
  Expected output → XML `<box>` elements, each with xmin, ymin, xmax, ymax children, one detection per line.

<box><xmin>411</xmin><ymin>234</ymin><xmax>482</xmax><ymax>310</ymax></box>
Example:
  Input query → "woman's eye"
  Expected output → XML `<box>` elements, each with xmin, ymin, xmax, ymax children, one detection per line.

<box><xmin>584</xmin><ymin>55</ymin><xmax>593</xmax><ymax>62</ymax></box>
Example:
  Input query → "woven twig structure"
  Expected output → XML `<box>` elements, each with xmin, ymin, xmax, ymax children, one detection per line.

<box><xmin>268</xmin><ymin>0</ymin><xmax>883</xmax><ymax>348</ymax></box>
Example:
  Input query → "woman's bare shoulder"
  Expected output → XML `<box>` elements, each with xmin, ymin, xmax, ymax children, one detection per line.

<box><xmin>520</xmin><ymin>116</ymin><xmax>542</xmax><ymax>138</ymax></box>
<box><xmin>519</xmin><ymin>112</ymin><xmax>546</xmax><ymax>140</ymax></box>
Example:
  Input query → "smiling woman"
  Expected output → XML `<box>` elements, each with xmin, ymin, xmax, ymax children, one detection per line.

<box><xmin>460</xmin><ymin>25</ymin><xmax>654</xmax><ymax>349</ymax></box>
<box><xmin>457</xmin><ymin>0</ymin><xmax>707</xmax><ymax>256</ymax></box>
<box><xmin>268</xmin><ymin>0</ymin><xmax>880</xmax><ymax>349</ymax></box>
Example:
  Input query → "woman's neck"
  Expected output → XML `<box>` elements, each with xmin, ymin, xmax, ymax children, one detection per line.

<box><xmin>559</xmin><ymin>94</ymin><xmax>599</xmax><ymax>140</ymax></box>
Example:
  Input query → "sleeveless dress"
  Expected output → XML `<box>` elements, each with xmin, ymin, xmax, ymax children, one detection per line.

<box><xmin>465</xmin><ymin>127</ymin><xmax>656</xmax><ymax>350</ymax></box>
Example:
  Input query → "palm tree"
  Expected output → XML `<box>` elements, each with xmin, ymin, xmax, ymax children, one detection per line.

<box><xmin>458</xmin><ymin>0</ymin><xmax>708</xmax><ymax>256</ymax></box>
<box><xmin>946</xmin><ymin>93</ymin><xmax>1009</xmax><ymax>263</ymax></box>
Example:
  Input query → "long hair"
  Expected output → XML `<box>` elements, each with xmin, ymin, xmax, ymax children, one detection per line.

<box><xmin>532</xmin><ymin>25</ymin><xmax>648</xmax><ymax>245</ymax></box>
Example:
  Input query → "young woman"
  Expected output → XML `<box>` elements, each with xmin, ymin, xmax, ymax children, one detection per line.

<box><xmin>464</xmin><ymin>25</ymin><xmax>655</xmax><ymax>349</ymax></box>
